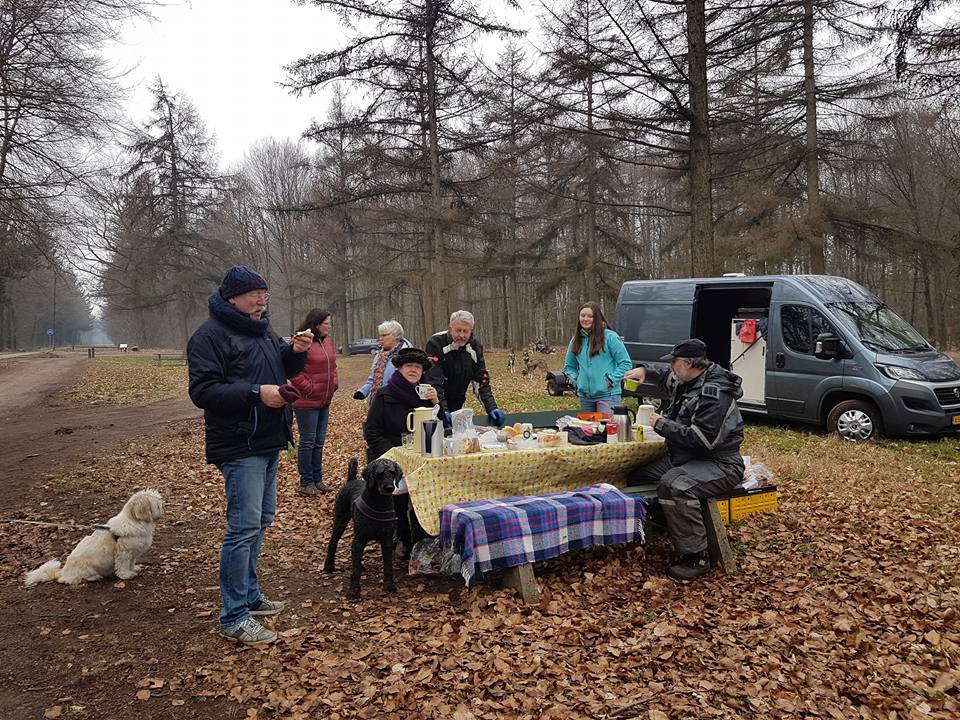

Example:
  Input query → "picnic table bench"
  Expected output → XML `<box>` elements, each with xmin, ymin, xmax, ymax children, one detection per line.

<box><xmin>155</xmin><ymin>353</ymin><xmax>187</xmax><ymax>366</ymax></box>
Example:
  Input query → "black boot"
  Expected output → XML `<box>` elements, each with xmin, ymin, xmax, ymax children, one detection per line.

<box><xmin>667</xmin><ymin>550</ymin><xmax>711</xmax><ymax>581</ymax></box>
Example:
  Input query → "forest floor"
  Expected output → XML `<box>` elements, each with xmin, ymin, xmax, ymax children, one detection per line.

<box><xmin>0</xmin><ymin>350</ymin><xmax>957</xmax><ymax>719</ymax></box>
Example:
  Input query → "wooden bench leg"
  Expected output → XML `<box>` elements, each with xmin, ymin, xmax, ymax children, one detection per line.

<box><xmin>502</xmin><ymin>563</ymin><xmax>540</xmax><ymax>604</ymax></box>
<box><xmin>702</xmin><ymin>499</ymin><xmax>738</xmax><ymax>575</ymax></box>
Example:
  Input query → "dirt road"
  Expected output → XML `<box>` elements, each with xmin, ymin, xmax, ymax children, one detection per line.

<box><xmin>0</xmin><ymin>353</ymin><xmax>201</xmax><ymax>488</ymax></box>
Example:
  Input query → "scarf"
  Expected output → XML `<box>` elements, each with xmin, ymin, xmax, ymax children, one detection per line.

<box><xmin>370</xmin><ymin>349</ymin><xmax>391</xmax><ymax>398</ymax></box>
<box><xmin>207</xmin><ymin>291</ymin><xmax>270</xmax><ymax>337</ymax></box>
<box><xmin>386</xmin><ymin>370</ymin><xmax>423</xmax><ymax>408</ymax></box>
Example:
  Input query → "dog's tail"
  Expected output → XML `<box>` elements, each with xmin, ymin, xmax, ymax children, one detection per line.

<box><xmin>24</xmin><ymin>560</ymin><xmax>62</xmax><ymax>587</ymax></box>
<box><xmin>348</xmin><ymin>457</ymin><xmax>359</xmax><ymax>484</ymax></box>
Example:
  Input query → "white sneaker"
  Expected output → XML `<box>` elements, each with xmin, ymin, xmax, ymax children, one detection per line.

<box><xmin>249</xmin><ymin>597</ymin><xmax>285</xmax><ymax>616</ymax></box>
<box><xmin>220</xmin><ymin>617</ymin><xmax>277</xmax><ymax>646</ymax></box>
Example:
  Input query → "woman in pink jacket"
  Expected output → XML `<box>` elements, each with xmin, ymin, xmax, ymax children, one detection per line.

<box><xmin>290</xmin><ymin>309</ymin><xmax>339</xmax><ymax>495</ymax></box>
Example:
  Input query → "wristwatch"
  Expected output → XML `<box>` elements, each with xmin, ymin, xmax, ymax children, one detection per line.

<box><xmin>250</xmin><ymin>384</ymin><xmax>261</xmax><ymax>403</ymax></box>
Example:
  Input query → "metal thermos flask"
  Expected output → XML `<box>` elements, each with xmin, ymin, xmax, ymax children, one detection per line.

<box><xmin>612</xmin><ymin>405</ymin><xmax>635</xmax><ymax>442</ymax></box>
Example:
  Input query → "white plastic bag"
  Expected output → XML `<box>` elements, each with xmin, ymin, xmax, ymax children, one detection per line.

<box><xmin>451</xmin><ymin>408</ymin><xmax>475</xmax><ymax>437</ymax></box>
<box><xmin>741</xmin><ymin>456</ymin><xmax>775</xmax><ymax>489</ymax></box>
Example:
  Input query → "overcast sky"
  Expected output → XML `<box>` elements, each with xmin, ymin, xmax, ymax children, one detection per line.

<box><xmin>106</xmin><ymin>0</ymin><xmax>339</xmax><ymax>167</ymax></box>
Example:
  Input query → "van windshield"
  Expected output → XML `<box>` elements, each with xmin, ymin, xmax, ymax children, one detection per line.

<box><xmin>827</xmin><ymin>302</ymin><xmax>930</xmax><ymax>353</ymax></box>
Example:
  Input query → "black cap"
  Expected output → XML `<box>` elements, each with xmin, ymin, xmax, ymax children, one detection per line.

<box><xmin>659</xmin><ymin>338</ymin><xmax>707</xmax><ymax>361</ymax></box>
<box><xmin>390</xmin><ymin>347</ymin><xmax>432</xmax><ymax>370</ymax></box>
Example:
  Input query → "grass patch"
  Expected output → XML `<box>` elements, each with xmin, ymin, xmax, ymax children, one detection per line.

<box><xmin>63</xmin><ymin>356</ymin><xmax>188</xmax><ymax>406</ymax></box>
<box><xmin>88</xmin><ymin>354</ymin><xmax>179</xmax><ymax>366</ymax></box>
<box><xmin>896</xmin><ymin>437</ymin><xmax>960</xmax><ymax>464</ymax></box>
<box><xmin>746</xmin><ymin>423</ymin><xmax>822</xmax><ymax>454</ymax></box>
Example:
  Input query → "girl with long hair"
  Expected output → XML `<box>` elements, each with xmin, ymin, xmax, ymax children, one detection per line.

<box><xmin>562</xmin><ymin>301</ymin><xmax>633</xmax><ymax>412</ymax></box>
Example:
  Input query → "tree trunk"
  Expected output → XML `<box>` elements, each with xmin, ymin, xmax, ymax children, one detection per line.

<box><xmin>424</xmin><ymin>2</ymin><xmax>446</xmax><ymax>335</ymax></box>
<box><xmin>803</xmin><ymin>0</ymin><xmax>826</xmax><ymax>273</ymax></box>
<box><xmin>686</xmin><ymin>0</ymin><xmax>715</xmax><ymax>276</ymax></box>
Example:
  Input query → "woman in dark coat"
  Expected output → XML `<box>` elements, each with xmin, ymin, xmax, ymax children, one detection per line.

<box><xmin>363</xmin><ymin>347</ymin><xmax>438</xmax><ymax>461</ymax></box>
<box><xmin>363</xmin><ymin>347</ymin><xmax>438</xmax><ymax>554</ymax></box>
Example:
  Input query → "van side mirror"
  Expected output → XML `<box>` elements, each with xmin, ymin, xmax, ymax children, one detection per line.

<box><xmin>814</xmin><ymin>332</ymin><xmax>843</xmax><ymax>360</ymax></box>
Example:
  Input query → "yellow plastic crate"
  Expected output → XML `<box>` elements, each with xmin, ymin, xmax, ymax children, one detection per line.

<box><xmin>714</xmin><ymin>497</ymin><xmax>729</xmax><ymax>521</ymax></box>
<box><xmin>714</xmin><ymin>486</ymin><xmax>778</xmax><ymax>524</ymax></box>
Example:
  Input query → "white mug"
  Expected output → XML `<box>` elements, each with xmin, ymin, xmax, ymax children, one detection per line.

<box><xmin>415</xmin><ymin>383</ymin><xmax>433</xmax><ymax>400</ymax></box>
<box><xmin>636</xmin><ymin>404</ymin><xmax>656</xmax><ymax>426</ymax></box>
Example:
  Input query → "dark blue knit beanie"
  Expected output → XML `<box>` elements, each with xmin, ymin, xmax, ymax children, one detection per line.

<box><xmin>219</xmin><ymin>265</ymin><xmax>268</xmax><ymax>300</ymax></box>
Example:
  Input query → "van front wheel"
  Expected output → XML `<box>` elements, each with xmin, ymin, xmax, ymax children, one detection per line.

<box><xmin>827</xmin><ymin>400</ymin><xmax>882</xmax><ymax>442</ymax></box>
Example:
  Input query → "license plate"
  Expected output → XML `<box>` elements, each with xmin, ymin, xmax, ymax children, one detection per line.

<box><xmin>953</xmin><ymin>415</ymin><xmax>960</xmax><ymax>426</ymax></box>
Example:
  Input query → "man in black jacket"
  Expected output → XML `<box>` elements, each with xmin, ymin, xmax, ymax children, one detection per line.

<box><xmin>626</xmin><ymin>339</ymin><xmax>745</xmax><ymax>581</ymax></box>
<box><xmin>187</xmin><ymin>265</ymin><xmax>312</xmax><ymax>646</ymax></box>
<box><xmin>424</xmin><ymin>310</ymin><xmax>505</xmax><ymax>427</ymax></box>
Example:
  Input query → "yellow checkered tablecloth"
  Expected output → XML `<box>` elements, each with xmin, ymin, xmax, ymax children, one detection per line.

<box><xmin>382</xmin><ymin>438</ymin><xmax>666</xmax><ymax>535</ymax></box>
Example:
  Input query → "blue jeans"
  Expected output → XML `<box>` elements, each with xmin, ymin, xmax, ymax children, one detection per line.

<box><xmin>294</xmin><ymin>406</ymin><xmax>330</xmax><ymax>487</ymax></box>
<box><xmin>579</xmin><ymin>395</ymin><xmax>621</xmax><ymax>413</ymax></box>
<box><xmin>218</xmin><ymin>452</ymin><xmax>278</xmax><ymax>627</ymax></box>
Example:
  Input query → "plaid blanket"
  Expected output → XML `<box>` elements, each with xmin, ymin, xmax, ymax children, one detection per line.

<box><xmin>439</xmin><ymin>483</ymin><xmax>648</xmax><ymax>586</ymax></box>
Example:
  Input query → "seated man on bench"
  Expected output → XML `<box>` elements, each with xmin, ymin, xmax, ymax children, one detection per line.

<box><xmin>625</xmin><ymin>339</ymin><xmax>745</xmax><ymax>581</ymax></box>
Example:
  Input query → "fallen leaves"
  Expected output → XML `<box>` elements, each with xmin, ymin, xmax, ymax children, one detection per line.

<box><xmin>10</xmin><ymin>354</ymin><xmax>960</xmax><ymax>720</ymax></box>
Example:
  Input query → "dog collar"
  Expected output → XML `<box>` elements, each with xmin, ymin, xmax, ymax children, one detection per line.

<box><xmin>93</xmin><ymin>523</ymin><xmax>121</xmax><ymax>540</ymax></box>
<box><xmin>356</xmin><ymin>496</ymin><xmax>396</xmax><ymax>522</ymax></box>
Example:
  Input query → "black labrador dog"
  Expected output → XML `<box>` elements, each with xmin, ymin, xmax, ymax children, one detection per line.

<box><xmin>323</xmin><ymin>457</ymin><xmax>404</xmax><ymax>599</ymax></box>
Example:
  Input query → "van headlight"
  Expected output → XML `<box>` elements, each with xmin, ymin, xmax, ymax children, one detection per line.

<box><xmin>876</xmin><ymin>364</ymin><xmax>926</xmax><ymax>381</ymax></box>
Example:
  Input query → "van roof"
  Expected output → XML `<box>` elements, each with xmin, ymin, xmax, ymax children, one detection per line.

<box><xmin>620</xmin><ymin>274</ymin><xmax>880</xmax><ymax>303</ymax></box>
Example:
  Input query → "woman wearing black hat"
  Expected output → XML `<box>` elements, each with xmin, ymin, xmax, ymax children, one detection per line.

<box><xmin>363</xmin><ymin>347</ymin><xmax>438</xmax><ymax>462</ymax></box>
<box><xmin>363</xmin><ymin>347</ymin><xmax>438</xmax><ymax>555</ymax></box>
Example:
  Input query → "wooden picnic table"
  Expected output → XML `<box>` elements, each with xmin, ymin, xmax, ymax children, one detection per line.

<box><xmin>382</xmin><ymin>434</ymin><xmax>667</xmax><ymax>536</ymax></box>
<box><xmin>381</xmin><ymin>414</ymin><xmax>744</xmax><ymax>602</ymax></box>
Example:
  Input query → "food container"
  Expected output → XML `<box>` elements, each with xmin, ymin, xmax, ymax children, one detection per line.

<box><xmin>577</xmin><ymin>411</ymin><xmax>612</xmax><ymax>422</ymax></box>
<box><xmin>606</xmin><ymin>421</ymin><xmax>619</xmax><ymax>443</ymax></box>
<box><xmin>537</xmin><ymin>430</ymin><xmax>563</xmax><ymax>448</ymax></box>
<box><xmin>443</xmin><ymin>437</ymin><xmax>459</xmax><ymax>456</ymax></box>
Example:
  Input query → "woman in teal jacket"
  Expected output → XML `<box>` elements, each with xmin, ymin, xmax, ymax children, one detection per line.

<box><xmin>563</xmin><ymin>301</ymin><xmax>633</xmax><ymax>412</ymax></box>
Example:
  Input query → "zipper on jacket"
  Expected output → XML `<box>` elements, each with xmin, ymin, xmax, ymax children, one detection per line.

<box><xmin>319</xmin><ymin>337</ymin><xmax>334</xmax><ymax>405</ymax></box>
<box><xmin>247</xmin><ymin>406</ymin><xmax>259</xmax><ymax>450</ymax></box>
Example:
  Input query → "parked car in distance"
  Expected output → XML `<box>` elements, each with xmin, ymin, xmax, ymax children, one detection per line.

<box><xmin>546</xmin><ymin>370</ymin><xmax>575</xmax><ymax>396</ymax></box>
<box><xmin>345</xmin><ymin>337</ymin><xmax>379</xmax><ymax>355</ymax></box>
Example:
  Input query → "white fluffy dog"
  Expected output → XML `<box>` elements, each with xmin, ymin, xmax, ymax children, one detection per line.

<box><xmin>24</xmin><ymin>489</ymin><xmax>165</xmax><ymax>586</ymax></box>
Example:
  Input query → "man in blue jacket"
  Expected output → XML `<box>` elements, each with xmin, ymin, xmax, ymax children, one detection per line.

<box><xmin>188</xmin><ymin>266</ymin><xmax>312</xmax><ymax>646</ymax></box>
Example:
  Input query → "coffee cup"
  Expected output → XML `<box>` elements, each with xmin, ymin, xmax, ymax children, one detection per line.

<box><xmin>637</xmin><ymin>404</ymin><xmax>656</xmax><ymax>426</ymax></box>
<box><xmin>415</xmin><ymin>383</ymin><xmax>433</xmax><ymax>400</ymax></box>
